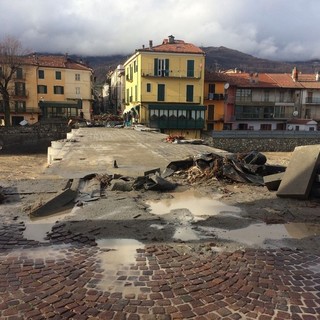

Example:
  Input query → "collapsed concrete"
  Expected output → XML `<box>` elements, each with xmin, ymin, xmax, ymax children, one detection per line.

<box><xmin>264</xmin><ymin>145</ymin><xmax>320</xmax><ymax>200</ymax></box>
<box><xmin>28</xmin><ymin>146</ymin><xmax>320</xmax><ymax>218</ymax></box>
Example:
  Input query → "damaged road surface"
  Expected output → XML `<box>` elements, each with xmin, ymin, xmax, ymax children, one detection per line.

<box><xmin>1</xmin><ymin>128</ymin><xmax>320</xmax><ymax>319</ymax></box>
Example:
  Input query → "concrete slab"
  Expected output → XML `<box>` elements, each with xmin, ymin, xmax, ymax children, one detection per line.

<box><xmin>44</xmin><ymin>128</ymin><xmax>230</xmax><ymax>179</ymax></box>
<box><xmin>263</xmin><ymin>172</ymin><xmax>284</xmax><ymax>191</ymax></box>
<box><xmin>276</xmin><ymin>145</ymin><xmax>320</xmax><ymax>199</ymax></box>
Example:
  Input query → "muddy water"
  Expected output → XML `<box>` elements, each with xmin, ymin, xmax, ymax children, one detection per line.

<box><xmin>24</xmin><ymin>206</ymin><xmax>80</xmax><ymax>242</ymax></box>
<box><xmin>146</xmin><ymin>189</ymin><xmax>241</xmax><ymax>219</ymax></box>
<box><xmin>96</xmin><ymin>238</ymin><xmax>145</xmax><ymax>294</ymax></box>
<box><xmin>145</xmin><ymin>189</ymin><xmax>320</xmax><ymax>244</ymax></box>
<box><xmin>199</xmin><ymin>222</ymin><xmax>320</xmax><ymax>246</ymax></box>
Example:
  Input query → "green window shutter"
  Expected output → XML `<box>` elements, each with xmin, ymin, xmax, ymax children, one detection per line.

<box><xmin>158</xmin><ymin>84</ymin><xmax>165</xmax><ymax>101</ymax></box>
<box><xmin>186</xmin><ymin>85</ymin><xmax>194</xmax><ymax>102</ymax></box>
<box><xmin>165</xmin><ymin>59</ymin><xmax>170</xmax><ymax>76</ymax></box>
<box><xmin>154</xmin><ymin>58</ymin><xmax>158</xmax><ymax>76</ymax></box>
<box><xmin>187</xmin><ymin>60</ymin><xmax>194</xmax><ymax>77</ymax></box>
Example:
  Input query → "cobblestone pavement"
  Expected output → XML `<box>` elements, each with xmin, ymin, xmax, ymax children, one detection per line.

<box><xmin>0</xmin><ymin>219</ymin><xmax>320</xmax><ymax>320</ymax></box>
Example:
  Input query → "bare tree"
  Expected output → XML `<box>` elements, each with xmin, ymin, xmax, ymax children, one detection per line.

<box><xmin>0</xmin><ymin>36</ymin><xmax>25</xmax><ymax>126</ymax></box>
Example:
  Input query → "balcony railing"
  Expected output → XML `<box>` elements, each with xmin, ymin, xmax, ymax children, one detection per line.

<box><xmin>141</xmin><ymin>69</ymin><xmax>202</xmax><ymax>79</ymax></box>
<box><xmin>207</xmin><ymin>93</ymin><xmax>225</xmax><ymax>100</ymax></box>
<box><xmin>235</xmin><ymin>112</ymin><xmax>292</xmax><ymax>120</ymax></box>
<box><xmin>305</xmin><ymin>97</ymin><xmax>320</xmax><ymax>104</ymax></box>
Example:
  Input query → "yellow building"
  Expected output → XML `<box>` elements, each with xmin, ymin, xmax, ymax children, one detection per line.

<box><xmin>123</xmin><ymin>35</ymin><xmax>206</xmax><ymax>139</ymax></box>
<box><xmin>0</xmin><ymin>54</ymin><xmax>93</xmax><ymax>125</ymax></box>
<box><xmin>204</xmin><ymin>72</ymin><xmax>229</xmax><ymax>131</ymax></box>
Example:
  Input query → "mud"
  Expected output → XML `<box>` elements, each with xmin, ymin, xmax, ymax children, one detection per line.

<box><xmin>1</xmin><ymin>152</ymin><xmax>320</xmax><ymax>255</ymax></box>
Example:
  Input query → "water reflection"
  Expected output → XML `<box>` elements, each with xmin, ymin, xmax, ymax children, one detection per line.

<box><xmin>96</xmin><ymin>238</ymin><xmax>145</xmax><ymax>294</ymax></box>
<box><xmin>146</xmin><ymin>189</ymin><xmax>241</xmax><ymax>218</ymax></box>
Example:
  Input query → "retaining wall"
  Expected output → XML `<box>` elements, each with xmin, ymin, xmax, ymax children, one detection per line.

<box><xmin>0</xmin><ymin>124</ymin><xmax>70</xmax><ymax>154</ymax></box>
<box><xmin>207</xmin><ymin>136</ymin><xmax>320</xmax><ymax>153</ymax></box>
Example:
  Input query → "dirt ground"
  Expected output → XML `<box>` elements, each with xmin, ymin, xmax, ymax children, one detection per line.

<box><xmin>1</xmin><ymin>151</ymin><xmax>320</xmax><ymax>255</ymax></box>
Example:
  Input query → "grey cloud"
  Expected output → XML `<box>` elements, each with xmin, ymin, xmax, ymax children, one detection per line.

<box><xmin>0</xmin><ymin>0</ymin><xmax>319</xmax><ymax>60</ymax></box>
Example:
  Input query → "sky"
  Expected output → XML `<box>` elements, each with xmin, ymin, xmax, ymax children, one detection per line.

<box><xmin>1</xmin><ymin>0</ymin><xmax>320</xmax><ymax>61</ymax></box>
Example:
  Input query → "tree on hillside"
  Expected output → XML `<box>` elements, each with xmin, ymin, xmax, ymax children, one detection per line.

<box><xmin>0</xmin><ymin>36</ymin><xmax>26</xmax><ymax>126</ymax></box>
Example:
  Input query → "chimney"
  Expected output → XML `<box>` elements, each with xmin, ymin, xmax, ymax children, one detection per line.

<box><xmin>292</xmin><ymin>67</ymin><xmax>298</xmax><ymax>82</ymax></box>
<box><xmin>149</xmin><ymin>40</ymin><xmax>153</xmax><ymax>49</ymax></box>
<box><xmin>316</xmin><ymin>72</ymin><xmax>320</xmax><ymax>81</ymax></box>
<box><xmin>168</xmin><ymin>35</ymin><xmax>175</xmax><ymax>44</ymax></box>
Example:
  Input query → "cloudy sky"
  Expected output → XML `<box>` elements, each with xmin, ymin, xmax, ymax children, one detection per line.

<box><xmin>1</xmin><ymin>0</ymin><xmax>319</xmax><ymax>61</ymax></box>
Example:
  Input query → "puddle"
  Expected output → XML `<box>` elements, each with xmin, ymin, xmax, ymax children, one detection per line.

<box><xmin>146</xmin><ymin>189</ymin><xmax>241</xmax><ymax>218</ymax></box>
<box><xmin>198</xmin><ymin>222</ymin><xmax>320</xmax><ymax>247</ymax></box>
<box><xmin>24</xmin><ymin>206</ymin><xmax>80</xmax><ymax>242</ymax></box>
<box><xmin>7</xmin><ymin>245</ymin><xmax>70</xmax><ymax>260</ymax></box>
<box><xmin>96</xmin><ymin>238</ymin><xmax>145</xmax><ymax>293</ymax></box>
<box><xmin>173</xmin><ymin>226</ymin><xmax>200</xmax><ymax>241</ymax></box>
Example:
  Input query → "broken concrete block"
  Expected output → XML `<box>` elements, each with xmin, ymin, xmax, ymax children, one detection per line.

<box><xmin>30</xmin><ymin>188</ymin><xmax>77</xmax><ymax>218</ymax></box>
<box><xmin>263</xmin><ymin>172</ymin><xmax>284</xmax><ymax>191</ymax></box>
<box><xmin>277</xmin><ymin>145</ymin><xmax>320</xmax><ymax>199</ymax></box>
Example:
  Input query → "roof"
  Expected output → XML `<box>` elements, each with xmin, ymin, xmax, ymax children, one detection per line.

<box><xmin>22</xmin><ymin>54</ymin><xmax>92</xmax><ymax>71</ymax></box>
<box><xmin>138</xmin><ymin>36</ymin><xmax>204</xmax><ymax>55</ymax></box>
<box><xmin>205</xmin><ymin>69</ymin><xmax>320</xmax><ymax>90</ymax></box>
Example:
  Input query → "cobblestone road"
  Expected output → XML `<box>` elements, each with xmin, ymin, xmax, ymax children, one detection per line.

<box><xmin>0</xmin><ymin>218</ymin><xmax>319</xmax><ymax>320</ymax></box>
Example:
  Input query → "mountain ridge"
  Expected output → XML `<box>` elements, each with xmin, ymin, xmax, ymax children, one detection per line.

<box><xmin>74</xmin><ymin>46</ymin><xmax>320</xmax><ymax>84</ymax></box>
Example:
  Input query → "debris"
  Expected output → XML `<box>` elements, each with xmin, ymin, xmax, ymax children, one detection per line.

<box><xmin>163</xmin><ymin>151</ymin><xmax>283</xmax><ymax>186</ymax></box>
<box><xmin>30</xmin><ymin>184</ymin><xmax>77</xmax><ymax>218</ymax></box>
<box><xmin>263</xmin><ymin>172</ymin><xmax>284</xmax><ymax>191</ymax></box>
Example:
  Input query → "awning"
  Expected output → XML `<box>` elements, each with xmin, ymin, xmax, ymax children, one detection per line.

<box><xmin>123</xmin><ymin>104</ymin><xmax>140</xmax><ymax>115</ymax></box>
<box><xmin>39</xmin><ymin>100</ymin><xmax>81</xmax><ymax>108</ymax></box>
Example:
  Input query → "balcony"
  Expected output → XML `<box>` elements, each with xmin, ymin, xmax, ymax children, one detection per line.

<box><xmin>305</xmin><ymin>97</ymin><xmax>320</xmax><ymax>104</ymax></box>
<box><xmin>141</xmin><ymin>69</ymin><xmax>202</xmax><ymax>79</ymax></box>
<box><xmin>234</xmin><ymin>112</ymin><xmax>292</xmax><ymax>120</ymax></box>
<box><xmin>11</xmin><ymin>90</ymin><xmax>28</xmax><ymax>99</ymax></box>
<box><xmin>207</xmin><ymin>93</ymin><xmax>225</xmax><ymax>101</ymax></box>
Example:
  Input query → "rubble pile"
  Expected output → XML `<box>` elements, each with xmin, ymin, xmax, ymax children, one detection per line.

<box><xmin>164</xmin><ymin>151</ymin><xmax>285</xmax><ymax>187</ymax></box>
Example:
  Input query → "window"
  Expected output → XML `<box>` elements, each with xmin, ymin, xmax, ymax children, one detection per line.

<box><xmin>236</xmin><ymin>89</ymin><xmax>252</xmax><ymax>102</ymax></box>
<box><xmin>76</xmin><ymin>87</ymin><xmax>80</xmax><ymax>95</ymax></box>
<box><xmin>54</xmin><ymin>86</ymin><xmax>64</xmax><ymax>94</ymax></box>
<box><xmin>15</xmin><ymin>101</ymin><xmax>26</xmax><ymax>112</ymax></box>
<box><xmin>208</xmin><ymin>105</ymin><xmax>214</xmax><ymax>121</ymax></box>
<box><xmin>38</xmin><ymin>70</ymin><xmax>44</xmax><ymax>79</ymax></box>
<box><xmin>260</xmin><ymin>124</ymin><xmax>272</xmax><ymax>130</ymax></box>
<box><xmin>75</xmin><ymin>73</ymin><xmax>80</xmax><ymax>81</ymax></box>
<box><xmin>154</xmin><ymin>58</ymin><xmax>169</xmax><ymax>77</ymax></box>
<box><xmin>186</xmin><ymin>85</ymin><xmax>194</xmax><ymax>102</ymax></box>
<box><xmin>37</xmin><ymin>85</ymin><xmax>47</xmax><ymax>94</ymax></box>
<box><xmin>264</xmin><ymin>90</ymin><xmax>270</xmax><ymax>102</ymax></box>
<box><xmin>15</xmin><ymin>82</ymin><xmax>26</xmax><ymax>96</ymax></box>
<box><xmin>56</xmin><ymin>71</ymin><xmax>62</xmax><ymax>80</ymax></box>
<box><xmin>146</xmin><ymin>83</ymin><xmax>151</xmax><ymax>92</ymax></box>
<box><xmin>16</xmin><ymin>68</ymin><xmax>23</xmax><ymax>79</ymax></box>
<box><xmin>157</xmin><ymin>84</ymin><xmax>165</xmax><ymax>101</ymax></box>
<box><xmin>187</xmin><ymin>60</ymin><xmax>194</xmax><ymax>77</ymax></box>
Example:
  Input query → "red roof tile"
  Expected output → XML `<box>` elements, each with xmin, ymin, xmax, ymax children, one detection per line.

<box><xmin>139</xmin><ymin>37</ymin><xmax>204</xmax><ymax>55</ymax></box>
<box><xmin>22</xmin><ymin>54</ymin><xmax>92</xmax><ymax>71</ymax></box>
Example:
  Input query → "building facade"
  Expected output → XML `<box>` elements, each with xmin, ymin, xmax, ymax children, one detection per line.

<box><xmin>206</xmin><ymin>68</ymin><xmax>320</xmax><ymax>131</ymax></box>
<box><xmin>123</xmin><ymin>35</ymin><xmax>206</xmax><ymax>138</ymax></box>
<box><xmin>0</xmin><ymin>54</ymin><xmax>93</xmax><ymax>125</ymax></box>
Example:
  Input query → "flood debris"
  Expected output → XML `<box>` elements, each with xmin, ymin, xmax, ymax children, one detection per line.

<box><xmin>29</xmin><ymin>179</ymin><xmax>79</xmax><ymax>218</ymax></box>
<box><xmin>163</xmin><ymin>151</ymin><xmax>285</xmax><ymax>186</ymax></box>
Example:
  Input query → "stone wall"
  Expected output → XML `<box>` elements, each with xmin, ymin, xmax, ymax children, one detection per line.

<box><xmin>207</xmin><ymin>137</ymin><xmax>320</xmax><ymax>153</ymax></box>
<box><xmin>0</xmin><ymin>124</ymin><xmax>70</xmax><ymax>154</ymax></box>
